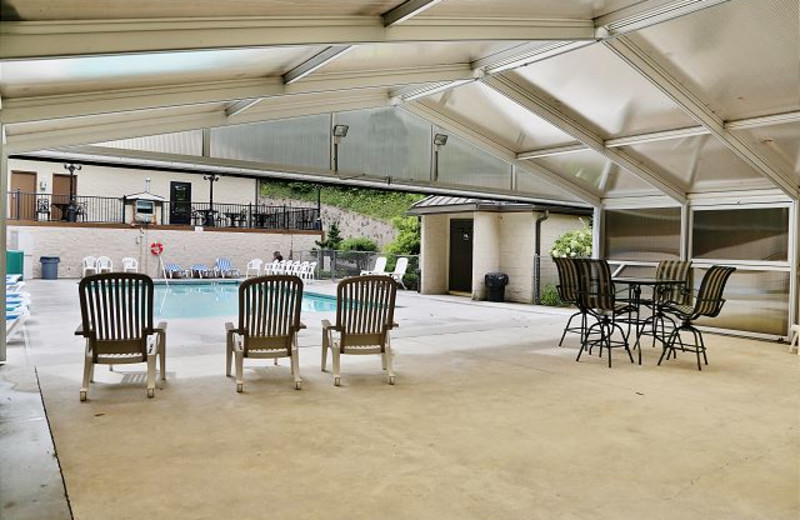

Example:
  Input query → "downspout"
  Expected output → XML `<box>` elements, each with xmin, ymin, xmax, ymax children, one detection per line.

<box><xmin>533</xmin><ymin>210</ymin><xmax>549</xmax><ymax>304</ymax></box>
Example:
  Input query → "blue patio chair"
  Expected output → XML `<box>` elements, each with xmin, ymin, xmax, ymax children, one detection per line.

<box><xmin>215</xmin><ymin>257</ymin><xmax>240</xmax><ymax>278</ymax></box>
<box><xmin>163</xmin><ymin>263</ymin><xmax>186</xmax><ymax>279</ymax></box>
<box><xmin>191</xmin><ymin>264</ymin><xmax>213</xmax><ymax>279</ymax></box>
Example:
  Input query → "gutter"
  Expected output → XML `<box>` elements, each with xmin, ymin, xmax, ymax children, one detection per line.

<box><xmin>533</xmin><ymin>210</ymin><xmax>549</xmax><ymax>304</ymax></box>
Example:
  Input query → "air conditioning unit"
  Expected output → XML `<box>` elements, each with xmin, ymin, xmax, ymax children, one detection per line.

<box><xmin>134</xmin><ymin>200</ymin><xmax>156</xmax><ymax>224</ymax></box>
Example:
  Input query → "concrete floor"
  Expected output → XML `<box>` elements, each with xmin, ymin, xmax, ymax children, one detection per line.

<box><xmin>2</xmin><ymin>279</ymin><xmax>798</xmax><ymax>520</ymax></box>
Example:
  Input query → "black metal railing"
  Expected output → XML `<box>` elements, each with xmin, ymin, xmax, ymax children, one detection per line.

<box><xmin>6</xmin><ymin>191</ymin><xmax>321</xmax><ymax>231</ymax></box>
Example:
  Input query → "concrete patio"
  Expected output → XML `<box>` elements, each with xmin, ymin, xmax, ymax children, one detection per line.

<box><xmin>2</xmin><ymin>279</ymin><xmax>798</xmax><ymax>520</ymax></box>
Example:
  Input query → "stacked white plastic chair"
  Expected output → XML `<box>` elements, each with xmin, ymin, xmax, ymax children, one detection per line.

<box><xmin>122</xmin><ymin>257</ymin><xmax>139</xmax><ymax>273</ymax></box>
<box><xmin>245</xmin><ymin>259</ymin><xmax>263</xmax><ymax>278</ymax></box>
<box><xmin>96</xmin><ymin>256</ymin><xmax>113</xmax><ymax>274</ymax></box>
<box><xmin>82</xmin><ymin>256</ymin><xmax>97</xmax><ymax>277</ymax></box>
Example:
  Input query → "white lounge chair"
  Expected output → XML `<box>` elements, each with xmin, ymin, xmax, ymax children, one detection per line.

<box><xmin>361</xmin><ymin>256</ymin><xmax>387</xmax><ymax>276</ymax></box>
<box><xmin>245</xmin><ymin>259</ymin><xmax>263</xmax><ymax>278</ymax></box>
<box><xmin>6</xmin><ymin>305</ymin><xmax>29</xmax><ymax>339</ymax></box>
<box><xmin>301</xmin><ymin>261</ymin><xmax>317</xmax><ymax>281</ymax></box>
<box><xmin>82</xmin><ymin>256</ymin><xmax>97</xmax><ymax>277</ymax></box>
<box><xmin>390</xmin><ymin>257</ymin><xmax>409</xmax><ymax>289</ymax></box>
<box><xmin>96</xmin><ymin>256</ymin><xmax>113</xmax><ymax>274</ymax></box>
<box><xmin>122</xmin><ymin>257</ymin><xmax>139</xmax><ymax>273</ymax></box>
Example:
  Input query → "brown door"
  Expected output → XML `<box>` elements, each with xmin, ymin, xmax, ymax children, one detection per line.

<box><xmin>9</xmin><ymin>171</ymin><xmax>37</xmax><ymax>220</ymax></box>
<box><xmin>449</xmin><ymin>219</ymin><xmax>474</xmax><ymax>293</ymax></box>
<box><xmin>52</xmin><ymin>174</ymin><xmax>76</xmax><ymax>220</ymax></box>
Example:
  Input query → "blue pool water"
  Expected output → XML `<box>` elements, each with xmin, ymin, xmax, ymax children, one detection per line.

<box><xmin>154</xmin><ymin>282</ymin><xmax>337</xmax><ymax>319</ymax></box>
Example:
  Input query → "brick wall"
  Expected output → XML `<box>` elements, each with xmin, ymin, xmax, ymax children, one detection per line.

<box><xmin>420</xmin><ymin>214</ymin><xmax>449</xmax><ymax>294</ymax></box>
<box><xmin>7</xmin><ymin>224</ymin><xmax>319</xmax><ymax>279</ymax></box>
<box><xmin>471</xmin><ymin>213</ymin><xmax>501</xmax><ymax>300</ymax></box>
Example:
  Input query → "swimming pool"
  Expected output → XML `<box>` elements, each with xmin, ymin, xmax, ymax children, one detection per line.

<box><xmin>154</xmin><ymin>281</ymin><xmax>337</xmax><ymax>319</ymax></box>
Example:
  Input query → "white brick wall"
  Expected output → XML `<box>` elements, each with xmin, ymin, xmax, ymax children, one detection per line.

<box><xmin>498</xmin><ymin>213</ymin><xmax>536</xmax><ymax>303</ymax></box>
<box><xmin>420</xmin><ymin>214</ymin><xmax>448</xmax><ymax>294</ymax></box>
<box><xmin>7</xmin><ymin>225</ymin><xmax>319</xmax><ymax>279</ymax></box>
<box><xmin>8</xmin><ymin>158</ymin><xmax>257</xmax><ymax>205</ymax></box>
<box><xmin>471</xmin><ymin>213</ymin><xmax>500</xmax><ymax>300</ymax></box>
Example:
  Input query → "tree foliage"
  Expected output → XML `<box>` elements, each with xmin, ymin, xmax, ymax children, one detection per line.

<box><xmin>340</xmin><ymin>237</ymin><xmax>379</xmax><ymax>252</ymax></box>
<box><xmin>384</xmin><ymin>216</ymin><xmax>420</xmax><ymax>256</ymax></box>
<box><xmin>315</xmin><ymin>221</ymin><xmax>343</xmax><ymax>250</ymax></box>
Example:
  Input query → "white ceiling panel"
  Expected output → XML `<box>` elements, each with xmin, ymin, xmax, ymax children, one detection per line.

<box><xmin>421</xmin><ymin>0</ymin><xmax>641</xmax><ymax>18</ymax></box>
<box><xmin>731</xmin><ymin>121</ymin><xmax>800</xmax><ymax>182</ymax></box>
<box><xmin>622</xmin><ymin>136</ymin><xmax>772</xmax><ymax>193</ymax></box>
<box><xmin>0</xmin><ymin>0</ymin><xmax>404</xmax><ymax>20</ymax></box>
<box><xmin>629</xmin><ymin>0</ymin><xmax>800</xmax><ymax>121</ymax></box>
<box><xmin>0</xmin><ymin>47</ymin><xmax>321</xmax><ymax>97</ymax></box>
<box><xmin>512</xmin><ymin>43</ymin><xmax>697</xmax><ymax>138</ymax></box>
<box><xmin>426</xmin><ymin>81</ymin><xmax>576</xmax><ymax>152</ymax></box>
<box><xmin>317</xmin><ymin>41</ymin><xmax>525</xmax><ymax>73</ymax></box>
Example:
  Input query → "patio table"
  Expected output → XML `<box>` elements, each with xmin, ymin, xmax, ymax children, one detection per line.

<box><xmin>612</xmin><ymin>277</ymin><xmax>686</xmax><ymax>365</ymax></box>
<box><xmin>224</xmin><ymin>212</ymin><xmax>246</xmax><ymax>227</ymax></box>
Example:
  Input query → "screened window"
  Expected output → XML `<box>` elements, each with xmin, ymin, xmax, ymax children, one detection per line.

<box><xmin>605</xmin><ymin>208</ymin><xmax>681</xmax><ymax>261</ymax></box>
<box><xmin>692</xmin><ymin>207</ymin><xmax>789</xmax><ymax>261</ymax></box>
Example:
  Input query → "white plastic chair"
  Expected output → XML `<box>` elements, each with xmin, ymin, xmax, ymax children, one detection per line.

<box><xmin>122</xmin><ymin>257</ymin><xmax>138</xmax><ymax>273</ymax></box>
<box><xmin>390</xmin><ymin>257</ymin><xmax>409</xmax><ymax>289</ymax></box>
<box><xmin>789</xmin><ymin>324</ymin><xmax>800</xmax><ymax>355</ymax></box>
<box><xmin>246</xmin><ymin>259</ymin><xmax>263</xmax><ymax>278</ymax></box>
<box><xmin>303</xmin><ymin>262</ymin><xmax>317</xmax><ymax>281</ymax></box>
<box><xmin>82</xmin><ymin>256</ymin><xmax>97</xmax><ymax>277</ymax></box>
<box><xmin>96</xmin><ymin>256</ymin><xmax>113</xmax><ymax>274</ymax></box>
<box><xmin>361</xmin><ymin>256</ymin><xmax>387</xmax><ymax>276</ymax></box>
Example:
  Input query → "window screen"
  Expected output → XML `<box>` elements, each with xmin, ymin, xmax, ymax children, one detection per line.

<box><xmin>692</xmin><ymin>207</ymin><xmax>789</xmax><ymax>261</ymax></box>
<box><xmin>605</xmin><ymin>208</ymin><xmax>681</xmax><ymax>261</ymax></box>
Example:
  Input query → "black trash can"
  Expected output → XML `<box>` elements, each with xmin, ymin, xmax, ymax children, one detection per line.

<box><xmin>40</xmin><ymin>256</ymin><xmax>60</xmax><ymax>280</ymax></box>
<box><xmin>485</xmin><ymin>272</ymin><xmax>509</xmax><ymax>302</ymax></box>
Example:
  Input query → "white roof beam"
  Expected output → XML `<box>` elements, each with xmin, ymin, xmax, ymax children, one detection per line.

<box><xmin>404</xmin><ymin>101</ymin><xmax>601</xmax><ymax>207</ymax></box>
<box><xmin>4</xmin><ymin>90</ymin><xmax>392</xmax><ymax>153</ymax></box>
<box><xmin>517</xmin><ymin>110</ymin><xmax>800</xmax><ymax>159</ymax></box>
<box><xmin>605</xmin><ymin>37</ymin><xmax>798</xmax><ymax>198</ymax></box>
<box><xmin>483</xmin><ymin>73</ymin><xmax>687</xmax><ymax>204</ymax></box>
<box><xmin>0</xmin><ymin>17</ymin><xmax>596</xmax><ymax>60</ymax></box>
<box><xmin>282</xmin><ymin>45</ymin><xmax>353</xmax><ymax>84</ymax></box>
<box><xmin>1</xmin><ymin>64</ymin><xmax>473</xmax><ymax>124</ymax></box>
<box><xmin>595</xmin><ymin>0</ymin><xmax>734</xmax><ymax>36</ymax></box>
<box><xmin>383</xmin><ymin>0</ymin><xmax>446</xmax><ymax>26</ymax></box>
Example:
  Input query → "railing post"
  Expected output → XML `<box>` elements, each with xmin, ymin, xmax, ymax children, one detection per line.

<box><xmin>248</xmin><ymin>202</ymin><xmax>252</xmax><ymax>229</ymax></box>
<box><xmin>15</xmin><ymin>189</ymin><xmax>21</xmax><ymax>220</ymax></box>
<box><xmin>161</xmin><ymin>202</ymin><xmax>166</xmax><ymax>225</ymax></box>
<box><xmin>283</xmin><ymin>205</ymin><xmax>288</xmax><ymax>229</ymax></box>
<box><xmin>121</xmin><ymin>195</ymin><xmax>127</xmax><ymax>224</ymax></box>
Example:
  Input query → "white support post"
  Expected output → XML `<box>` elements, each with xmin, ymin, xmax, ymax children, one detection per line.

<box><xmin>789</xmin><ymin>201</ymin><xmax>799</xmax><ymax>332</ymax></box>
<box><xmin>0</xmin><ymin>126</ymin><xmax>7</xmax><ymax>363</ymax></box>
<box><xmin>680</xmin><ymin>203</ymin><xmax>689</xmax><ymax>261</ymax></box>
<box><xmin>592</xmin><ymin>206</ymin><xmax>603</xmax><ymax>260</ymax></box>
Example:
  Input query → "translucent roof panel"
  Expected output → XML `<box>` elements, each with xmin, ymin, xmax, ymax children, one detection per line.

<box><xmin>529</xmin><ymin>150</ymin><xmax>659</xmax><ymax>198</ymax></box>
<box><xmin>629</xmin><ymin>0</ymin><xmax>800</xmax><ymax>121</ymax></box>
<box><xmin>512</xmin><ymin>44</ymin><xmax>696</xmax><ymax>138</ymax></box>
<box><xmin>731</xmin><ymin>122</ymin><xmax>800</xmax><ymax>184</ymax></box>
<box><xmin>622</xmin><ymin>137</ymin><xmax>772</xmax><ymax>193</ymax></box>
<box><xmin>96</xmin><ymin>130</ymin><xmax>204</xmax><ymax>156</ymax></box>
<box><xmin>1</xmin><ymin>0</ymin><xmax>404</xmax><ymax>20</ymax></box>
<box><xmin>435</xmin><ymin>129</ymin><xmax>512</xmax><ymax>192</ymax></box>
<box><xmin>0</xmin><ymin>47</ymin><xmax>320</xmax><ymax>97</ymax></box>
<box><xmin>514</xmin><ymin>170</ymin><xmax>585</xmax><ymax>203</ymax></box>
<box><xmin>317</xmin><ymin>41</ymin><xmax>525</xmax><ymax>74</ymax></box>
<box><xmin>423</xmin><ymin>82</ymin><xmax>576</xmax><ymax>152</ymax></box>
<box><xmin>421</xmin><ymin>0</ymin><xmax>641</xmax><ymax>18</ymax></box>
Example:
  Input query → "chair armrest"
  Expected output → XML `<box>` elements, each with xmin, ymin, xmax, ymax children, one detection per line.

<box><xmin>155</xmin><ymin>321</ymin><xmax>168</xmax><ymax>333</ymax></box>
<box><xmin>75</xmin><ymin>323</ymin><xmax>86</xmax><ymax>336</ymax></box>
<box><xmin>321</xmin><ymin>319</ymin><xmax>336</xmax><ymax>331</ymax></box>
<box><xmin>391</xmin><ymin>321</ymin><xmax>399</xmax><ymax>329</ymax></box>
<box><xmin>297</xmin><ymin>321</ymin><xmax>307</xmax><ymax>330</ymax></box>
<box><xmin>225</xmin><ymin>322</ymin><xmax>240</xmax><ymax>335</ymax></box>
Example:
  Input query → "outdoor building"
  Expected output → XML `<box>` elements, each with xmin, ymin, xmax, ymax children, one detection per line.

<box><xmin>409</xmin><ymin>195</ymin><xmax>591</xmax><ymax>302</ymax></box>
<box><xmin>1</xmin><ymin>1</ymin><xmax>799</xmax><ymax>520</ymax></box>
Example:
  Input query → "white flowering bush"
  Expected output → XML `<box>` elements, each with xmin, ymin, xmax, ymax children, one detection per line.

<box><xmin>550</xmin><ymin>219</ymin><xmax>593</xmax><ymax>258</ymax></box>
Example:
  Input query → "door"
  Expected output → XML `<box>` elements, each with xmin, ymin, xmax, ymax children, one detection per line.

<box><xmin>9</xmin><ymin>171</ymin><xmax>36</xmax><ymax>220</ymax></box>
<box><xmin>449</xmin><ymin>219</ymin><xmax>474</xmax><ymax>293</ymax></box>
<box><xmin>169</xmin><ymin>181</ymin><xmax>192</xmax><ymax>225</ymax></box>
<box><xmin>52</xmin><ymin>174</ymin><xmax>76</xmax><ymax>220</ymax></box>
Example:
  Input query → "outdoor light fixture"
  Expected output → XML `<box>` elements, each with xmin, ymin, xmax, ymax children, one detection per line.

<box><xmin>332</xmin><ymin>125</ymin><xmax>350</xmax><ymax>172</ymax></box>
<box><xmin>432</xmin><ymin>133</ymin><xmax>449</xmax><ymax>182</ymax></box>
<box><xmin>333</xmin><ymin>124</ymin><xmax>349</xmax><ymax>138</ymax></box>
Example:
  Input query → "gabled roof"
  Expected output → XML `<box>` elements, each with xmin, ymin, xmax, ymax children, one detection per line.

<box><xmin>124</xmin><ymin>191</ymin><xmax>167</xmax><ymax>202</ymax></box>
<box><xmin>407</xmin><ymin>195</ymin><xmax>592</xmax><ymax>216</ymax></box>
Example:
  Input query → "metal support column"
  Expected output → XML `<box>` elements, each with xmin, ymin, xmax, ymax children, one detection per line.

<box><xmin>592</xmin><ymin>206</ymin><xmax>603</xmax><ymax>259</ymax></box>
<box><xmin>1</xmin><ymin>127</ymin><xmax>8</xmax><ymax>363</ymax></box>
<box><xmin>789</xmin><ymin>200</ymin><xmax>799</xmax><ymax>333</ymax></box>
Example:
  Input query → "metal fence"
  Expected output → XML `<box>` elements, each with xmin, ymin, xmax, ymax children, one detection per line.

<box><xmin>290</xmin><ymin>250</ymin><xmax>420</xmax><ymax>290</ymax></box>
<box><xmin>6</xmin><ymin>191</ymin><xmax>320</xmax><ymax>231</ymax></box>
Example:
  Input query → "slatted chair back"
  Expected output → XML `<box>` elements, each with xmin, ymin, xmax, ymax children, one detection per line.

<box><xmin>372</xmin><ymin>256</ymin><xmax>388</xmax><ymax>274</ymax></box>
<box><xmin>693</xmin><ymin>266</ymin><xmax>736</xmax><ymax>318</ymax></box>
<box><xmin>393</xmin><ymin>257</ymin><xmax>409</xmax><ymax>276</ymax></box>
<box><xmin>216</xmin><ymin>258</ymin><xmax>233</xmax><ymax>272</ymax></box>
<box><xmin>553</xmin><ymin>257</ymin><xmax>580</xmax><ymax>303</ymax></box>
<box><xmin>336</xmin><ymin>276</ymin><xmax>397</xmax><ymax>351</ymax></box>
<box><xmin>575</xmin><ymin>259</ymin><xmax>615</xmax><ymax>312</ymax></box>
<box><xmin>78</xmin><ymin>273</ymin><xmax>154</xmax><ymax>362</ymax></box>
<box><xmin>238</xmin><ymin>275</ymin><xmax>303</xmax><ymax>355</ymax></box>
<box><xmin>96</xmin><ymin>256</ymin><xmax>113</xmax><ymax>271</ymax></box>
<box><xmin>656</xmin><ymin>260</ymin><xmax>691</xmax><ymax>304</ymax></box>
<box><xmin>82</xmin><ymin>256</ymin><xmax>97</xmax><ymax>269</ymax></box>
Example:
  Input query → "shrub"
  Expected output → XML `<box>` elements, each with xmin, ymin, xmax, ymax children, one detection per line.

<box><xmin>550</xmin><ymin>218</ymin><xmax>592</xmax><ymax>258</ymax></box>
<box><xmin>384</xmin><ymin>216</ymin><xmax>420</xmax><ymax>256</ymax></box>
<box><xmin>340</xmin><ymin>237</ymin><xmax>379</xmax><ymax>252</ymax></box>
<box><xmin>539</xmin><ymin>284</ymin><xmax>563</xmax><ymax>306</ymax></box>
<box><xmin>315</xmin><ymin>221</ymin><xmax>343</xmax><ymax>250</ymax></box>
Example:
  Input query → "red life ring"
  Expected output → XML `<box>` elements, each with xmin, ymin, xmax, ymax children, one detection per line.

<box><xmin>150</xmin><ymin>242</ymin><xmax>164</xmax><ymax>255</ymax></box>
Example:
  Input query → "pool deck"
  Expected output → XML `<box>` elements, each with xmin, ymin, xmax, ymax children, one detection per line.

<box><xmin>2</xmin><ymin>278</ymin><xmax>798</xmax><ymax>520</ymax></box>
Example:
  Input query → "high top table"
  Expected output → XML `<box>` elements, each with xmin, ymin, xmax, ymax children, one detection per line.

<box><xmin>612</xmin><ymin>277</ymin><xmax>686</xmax><ymax>365</ymax></box>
